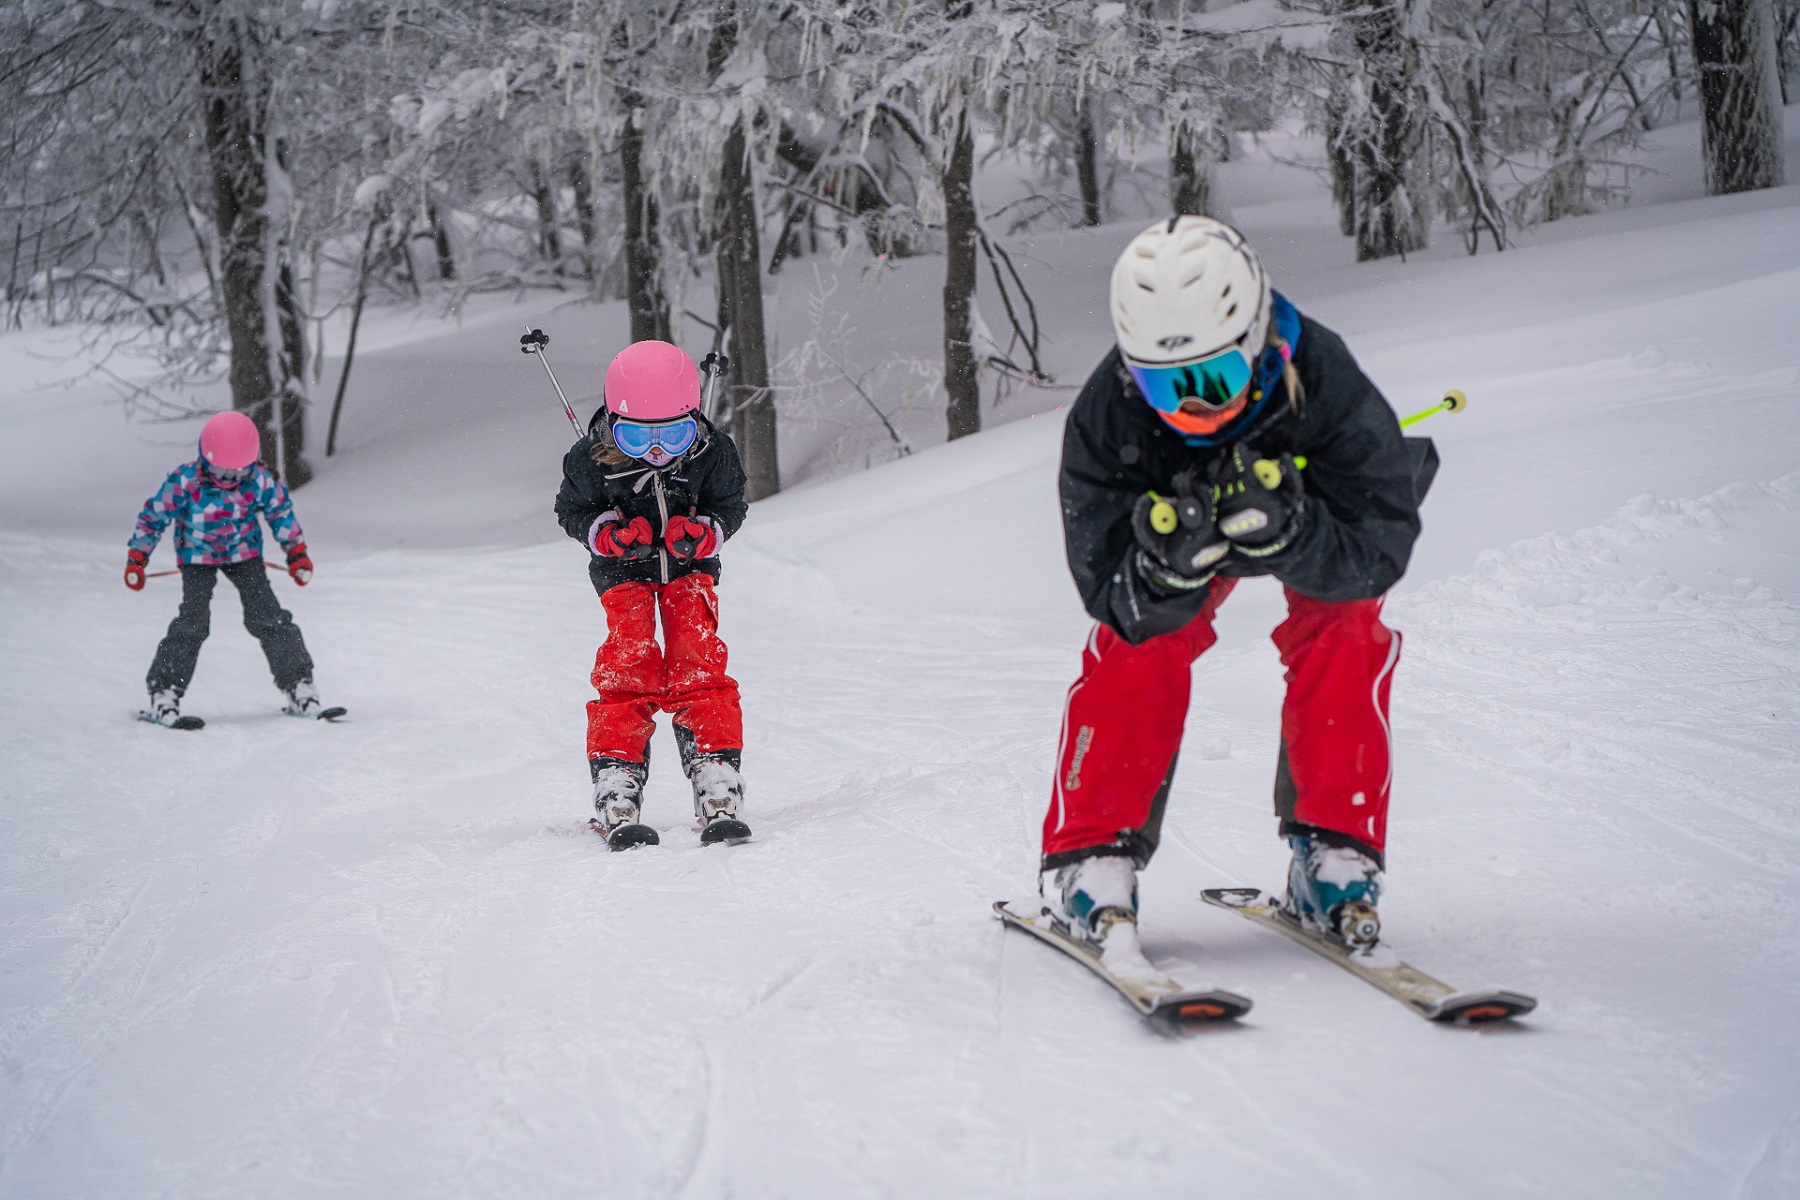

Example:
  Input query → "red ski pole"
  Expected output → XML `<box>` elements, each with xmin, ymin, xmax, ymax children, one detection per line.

<box><xmin>144</xmin><ymin>561</ymin><xmax>284</xmax><ymax>580</ymax></box>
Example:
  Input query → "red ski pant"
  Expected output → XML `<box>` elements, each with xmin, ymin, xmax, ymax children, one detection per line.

<box><xmin>1043</xmin><ymin>578</ymin><xmax>1401</xmax><ymax>863</ymax></box>
<box><xmin>586</xmin><ymin>573</ymin><xmax>742</xmax><ymax>764</ymax></box>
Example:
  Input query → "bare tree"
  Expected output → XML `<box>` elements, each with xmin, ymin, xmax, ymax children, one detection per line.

<box><xmin>195</xmin><ymin>3</ymin><xmax>311</xmax><ymax>483</ymax></box>
<box><xmin>942</xmin><ymin>111</ymin><xmax>982</xmax><ymax>442</ymax></box>
<box><xmin>1688</xmin><ymin>0</ymin><xmax>1787</xmax><ymax>193</ymax></box>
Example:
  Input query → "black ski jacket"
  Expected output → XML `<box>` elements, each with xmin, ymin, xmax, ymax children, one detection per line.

<box><xmin>1061</xmin><ymin>311</ymin><xmax>1433</xmax><ymax>644</ymax></box>
<box><xmin>555</xmin><ymin>413</ymin><xmax>749</xmax><ymax>595</ymax></box>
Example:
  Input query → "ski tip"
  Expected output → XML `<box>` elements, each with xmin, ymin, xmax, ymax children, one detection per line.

<box><xmin>1429</xmin><ymin>989</ymin><xmax>1537</xmax><ymax>1024</ymax></box>
<box><xmin>589</xmin><ymin>819</ymin><xmax>660</xmax><ymax>851</ymax></box>
<box><xmin>1148</xmin><ymin>989</ymin><xmax>1254</xmax><ymax>1024</ymax></box>
<box><xmin>699</xmin><ymin>818</ymin><xmax>752</xmax><ymax>846</ymax></box>
<box><xmin>316</xmin><ymin>706</ymin><xmax>348</xmax><ymax>721</ymax></box>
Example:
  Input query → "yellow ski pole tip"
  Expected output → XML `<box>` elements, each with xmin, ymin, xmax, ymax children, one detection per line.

<box><xmin>1443</xmin><ymin>389</ymin><xmax>1468</xmax><ymax>413</ymax></box>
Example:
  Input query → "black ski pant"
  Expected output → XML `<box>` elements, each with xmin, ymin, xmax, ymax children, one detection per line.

<box><xmin>146</xmin><ymin>560</ymin><xmax>313</xmax><ymax>698</ymax></box>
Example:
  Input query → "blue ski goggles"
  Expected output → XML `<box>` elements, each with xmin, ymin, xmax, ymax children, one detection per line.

<box><xmin>611</xmin><ymin>416</ymin><xmax>698</xmax><ymax>459</ymax></box>
<box><xmin>1125</xmin><ymin>344</ymin><xmax>1255</xmax><ymax>417</ymax></box>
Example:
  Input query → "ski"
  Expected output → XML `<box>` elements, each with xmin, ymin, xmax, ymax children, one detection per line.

<box><xmin>588</xmin><ymin>817</ymin><xmax>660</xmax><ymax>851</ymax></box>
<box><xmin>138</xmin><ymin>710</ymin><xmax>204</xmax><ymax>731</ymax></box>
<box><xmin>1201</xmin><ymin>888</ymin><xmax>1536</xmax><ymax>1024</ymax></box>
<box><xmin>699</xmin><ymin>817</ymin><xmax>752</xmax><ymax>846</ymax></box>
<box><xmin>285</xmin><ymin>705</ymin><xmax>347</xmax><ymax>721</ymax></box>
<box><xmin>994</xmin><ymin>900</ymin><xmax>1251</xmax><ymax>1026</ymax></box>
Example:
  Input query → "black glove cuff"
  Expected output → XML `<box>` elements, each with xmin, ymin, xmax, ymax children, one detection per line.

<box><xmin>1233</xmin><ymin>496</ymin><xmax>1310</xmax><ymax>560</ymax></box>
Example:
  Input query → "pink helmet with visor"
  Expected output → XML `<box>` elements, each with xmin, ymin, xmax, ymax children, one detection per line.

<box><xmin>199</xmin><ymin>410</ymin><xmax>262</xmax><ymax>470</ymax></box>
<box><xmin>603</xmin><ymin>340</ymin><xmax>701</xmax><ymax>421</ymax></box>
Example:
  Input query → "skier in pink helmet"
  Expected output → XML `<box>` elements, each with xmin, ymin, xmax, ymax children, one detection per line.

<box><xmin>126</xmin><ymin>411</ymin><xmax>340</xmax><ymax>729</ymax></box>
<box><xmin>554</xmin><ymin>340</ymin><xmax>751</xmax><ymax>849</ymax></box>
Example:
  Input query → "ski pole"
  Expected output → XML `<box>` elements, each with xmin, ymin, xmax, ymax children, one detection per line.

<box><xmin>699</xmin><ymin>351</ymin><xmax>731</xmax><ymax>418</ymax></box>
<box><xmin>1399</xmin><ymin>389</ymin><xmax>1468</xmax><ymax>429</ymax></box>
<box><xmin>144</xmin><ymin>561</ymin><xmax>284</xmax><ymax>580</ymax></box>
<box><xmin>1146</xmin><ymin>391</ymin><xmax>1466</xmax><ymax>531</ymax></box>
<box><xmin>520</xmin><ymin>327</ymin><xmax>584</xmax><ymax>436</ymax></box>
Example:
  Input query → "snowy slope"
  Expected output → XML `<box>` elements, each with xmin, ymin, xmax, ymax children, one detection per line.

<box><xmin>4</xmin><ymin>123</ymin><xmax>1800</xmax><ymax>1197</ymax></box>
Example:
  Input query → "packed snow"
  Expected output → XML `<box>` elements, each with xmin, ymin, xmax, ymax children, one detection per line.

<box><xmin>3</xmin><ymin>118</ymin><xmax>1799</xmax><ymax>1198</ymax></box>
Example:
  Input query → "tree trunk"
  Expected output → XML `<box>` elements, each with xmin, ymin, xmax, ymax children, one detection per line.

<box><xmin>1687</xmin><ymin>0</ymin><xmax>1787</xmax><ymax>194</ymax></box>
<box><xmin>1325</xmin><ymin>105</ymin><xmax>1356</xmax><ymax>237</ymax></box>
<box><xmin>568</xmin><ymin>152</ymin><xmax>598</xmax><ymax>284</ymax></box>
<box><xmin>528</xmin><ymin>159</ymin><xmax>561</xmax><ymax>265</ymax></box>
<box><xmin>427</xmin><ymin>200</ymin><xmax>455</xmax><ymax>280</ymax></box>
<box><xmin>1170</xmin><ymin>121</ymin><xmax>1213</xmax><ymax>217</ymax></box>
<box><xmin>716</xmin><ymin>114</ymin><xmax>779</xmax><ymax>501</ymax></box>
<box><xmin>1075</xmin><ymin>98</ymin><xmax>1102</xmax><ymax>226</ymax></box>
<box><xmin>620</xmin><ymin>100</ymin><xmax>670</xmax><ymax>342</ymax></box>
<box><xmin>942</xmin><ymin>112</ymin><xmax>980</xmax><ymax>442</ymax></box>
<box><xmin>198</xmin><ymin>11</ymin><xmax>309</xmax><ymax>485</ymax></box>
<box><xmin>1337</xmin><ymin>0</ymin><xmax>1430</xmax><ymax>262</ymax></box>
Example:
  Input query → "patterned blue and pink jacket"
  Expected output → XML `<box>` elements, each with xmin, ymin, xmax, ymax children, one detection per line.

<box><xmin>129</xmin><ymin>460</ymin><xmax>304</xmax><ymax>567</ymax></box>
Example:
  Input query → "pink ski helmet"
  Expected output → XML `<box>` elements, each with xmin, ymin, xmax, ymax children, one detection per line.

<box><xmin>603</xmin><ymin>340</ymin><xmax>701</xmax><ymax>421</ymax></box>
<box><xmin>199</xmin><ymin>411</ymin><xmax>261</xmax><ymax>470</ymax></box>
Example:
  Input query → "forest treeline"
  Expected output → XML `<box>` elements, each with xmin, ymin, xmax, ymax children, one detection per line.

<box><xmin>2</xmin><ymin>0</ymin><xmax>1792</xmax><ymax>495</ymax></box>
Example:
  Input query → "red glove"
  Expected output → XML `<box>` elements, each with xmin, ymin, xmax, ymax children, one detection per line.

<box><xmin>124</xmin><ymin>548</ymin><xmax>148</xmax><ymax>591</ymax></box>
<box><xmin>590</xmin><ymin>513</ymin><xmax>657</xmax><ymax>559</ymax></box>
<box><xmin>286</xmin><ymin>541</ymin><xmax>314</xmax><ymax>585</ymax></box>
<box><xmin>665</xmin><ymin>513</ymin><xmax>719</xmax><ymax>561</ymax></box>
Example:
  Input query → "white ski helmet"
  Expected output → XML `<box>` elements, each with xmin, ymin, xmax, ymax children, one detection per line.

<box><xmin>1110</xmin><ymin>216</ymin><xmax>1273</xmax><ymax>437</ymax></box>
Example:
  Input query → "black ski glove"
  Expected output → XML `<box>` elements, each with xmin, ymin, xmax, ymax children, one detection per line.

<box><xmin>1130</xmin><ymin>470</ymin><xmax>1229</xmax><ymax>595</ymax></box>
<box><xmin>1214</xmin><ymin>444</ymin><xmax>1307</xmax><ymax>559</ymax></box>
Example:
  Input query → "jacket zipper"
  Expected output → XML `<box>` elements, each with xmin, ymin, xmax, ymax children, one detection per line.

<box><xmin>651</xmin><ymin>470</ymin><xmax>670</xmax><ymax>583</ymax></box>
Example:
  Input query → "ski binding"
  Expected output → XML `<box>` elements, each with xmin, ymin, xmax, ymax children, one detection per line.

<box><xmin>1201</xmin><ymin>887</ymin><xmax>1535</xmax><ymax>1024</ymax></box>
<box><xmin>994</xmin><ymin>900</ymin><xmax>1251</xmax><ymax>1025</ymax></box>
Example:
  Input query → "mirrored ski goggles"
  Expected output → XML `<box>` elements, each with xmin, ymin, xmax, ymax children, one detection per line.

<box><xmin>611</xmin><ymin>416</ymin><xmax>698</xmax><ymax>459</ymax></box>
<box><xmin>1126</xmin><ymin>344</ymin><xmax>1255</xmax><ymax>415</ymax></box>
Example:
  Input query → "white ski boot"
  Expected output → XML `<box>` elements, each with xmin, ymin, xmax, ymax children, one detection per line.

<box><xmin>591</xmin><ymin>757</ymin><xmax>657</xmax><ymax>851</ymax></box>
<box><xmin>689</xmin><ymin>753</ymin><xmax>751</xmax><ymax>846</ymax></box>
<box><xmin>283</xmin><ymin>679</ymin><xmax>322</xmax><ymax>717</ymax></box>
<box><xmin>1042</xmin><ymin>854</ymin><xmax>1161</xmax><ymax>983</ymax></box>
<box><xmin>140</xmin><ymin>688</ymin><xmax>202</xmax><ymax>730</ymax></box>
<box><xmin>283</xmin><ymin>679</ymin><xmax>346</xmax><ymax>721</ymax></box>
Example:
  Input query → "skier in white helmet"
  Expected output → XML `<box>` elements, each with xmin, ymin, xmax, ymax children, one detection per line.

<box><xmin>1042</xmin><ymin>216</ymin><xmax>1435</xmax><ymax>956</ymax></box>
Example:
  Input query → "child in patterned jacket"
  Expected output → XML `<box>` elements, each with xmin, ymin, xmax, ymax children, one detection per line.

<box><xmin>125</xmin><ymin>411</ymin><xmax>337</xmax><ymax>727</ymax></box>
